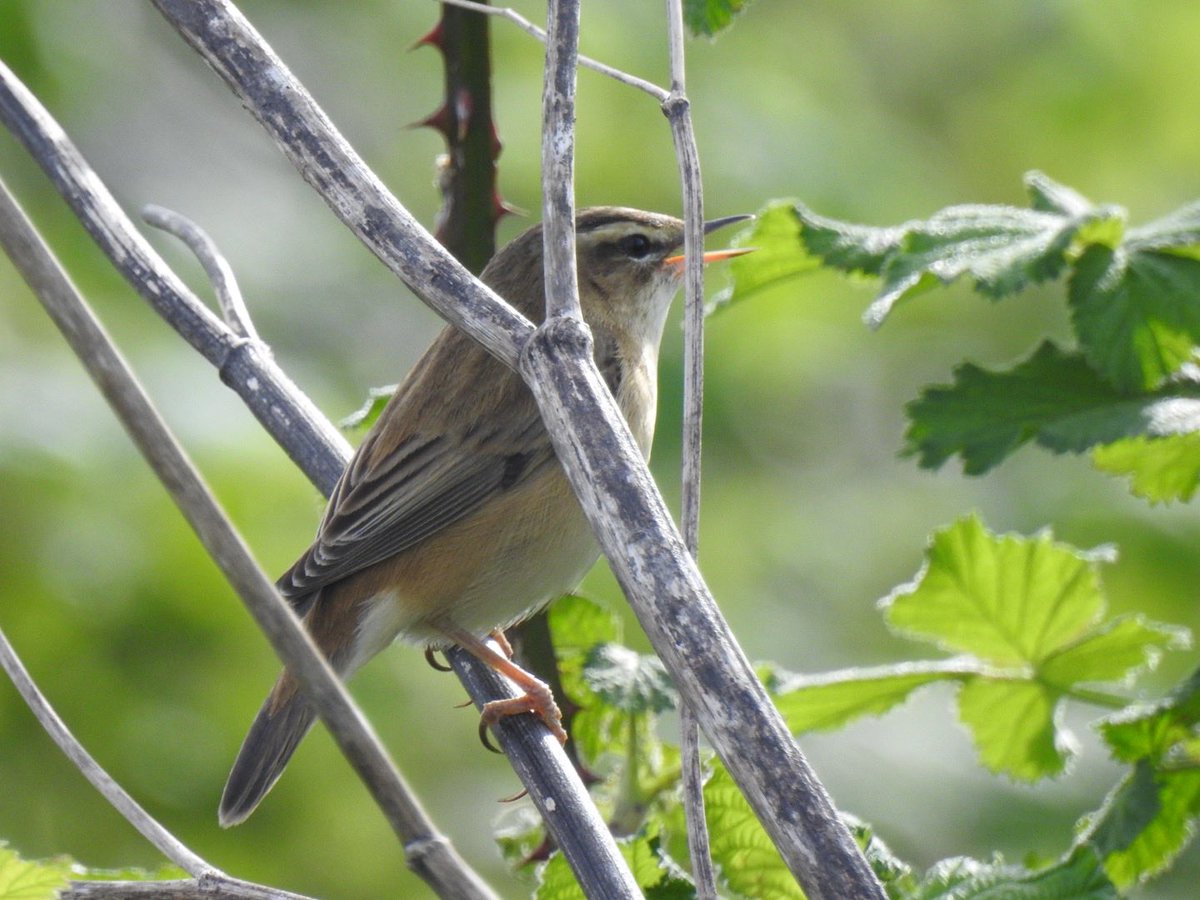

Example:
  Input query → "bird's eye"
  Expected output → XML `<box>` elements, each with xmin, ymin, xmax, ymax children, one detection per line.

<box><xmin>618</xmin><ymin>233</ymin><xmax>653</xmax><ymax>259</ymax></box>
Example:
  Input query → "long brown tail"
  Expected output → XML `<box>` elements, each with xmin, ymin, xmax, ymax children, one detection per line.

<box><xmin>219</xmin><ymin>676</ymin><xmax>315</xmax><ymax>827</ymax></box>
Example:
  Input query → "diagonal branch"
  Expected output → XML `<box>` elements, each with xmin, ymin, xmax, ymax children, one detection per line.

<box><xmin>142</xmin><ymin>1</ymin><xmax>884</xmax><ymax>896</ymax></box>
<box><xmin>0</xmin><ymin>58</ymin><xmax>634</xmax><ymax>898</ymax></box>
<box><xmin>0</xmin><ymin>176</ymin><xmax>485</xmax><ymax>900</ymax></box>
<box><xmin>663</xmin><ymin>2</ymin><xmax>719</xmax><ymax>894</ymax></box>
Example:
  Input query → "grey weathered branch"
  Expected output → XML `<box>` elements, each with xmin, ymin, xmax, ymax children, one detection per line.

<box><xmin>141</xmin><ymin>0</ymin><xmax>884</xmax><ymax>896</ymax></box>
<box><xmin>0</xmin><ymin>177</ymin><xmax>414</xmax><ymax>900</ymax></box>
<box><xmin>539</xmin><ymin>0</ymin><xmax>582</xmax><ymax>322</ymax></box>
<box><xmin>0</xmin><ymin>56</ymin><xmax>633</xmax><ymax>898</ymax></box>
<box><xmin>663</xmin><ymin>1</ymin><xmax>719</xmax><ymax>893</ymax></box>
<box><xmin>142</xmin><ymin>204</ymin><xmax>261</xmax><ymax>342</ymax></box>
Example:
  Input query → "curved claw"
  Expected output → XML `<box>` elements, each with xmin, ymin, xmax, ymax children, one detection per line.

<box><xmin>479</xmin><ymin>718</ymin><xmax>503</xmax><ymax>754</ymax></box>
<box><xmin>424</xmin><ymin>647</ymin><xmax>452</xmax><ymax>672</ymax></box>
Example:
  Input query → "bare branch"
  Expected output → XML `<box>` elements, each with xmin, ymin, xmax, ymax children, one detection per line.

<box><xmin>539</xmin><ymin>0</ymin><xmax>582</xmax><ymax>321</ymax></box>
<box><xmin>11</xmin><ymin>1</ymin><xmax>885</xmax><ymax>894</ymax></box>
<box><xmin>0</xmin><ymin>60</ymin><xmax>349</xmax><ymax>496</ymax></box>
<box><xmin>438</xmin><ymin>0</ymin><xmax>670</xmax><ymax>101</ymax></box>
<box><xmin>0</xmin><ymin>174</ymin><xmax>496</xmax><ymax>900</ymax></box>
<box><xmin>663</xmin><ymin>1</ymin><xmax>718</xmax><ymax>894</ymax></box>
<box><xmin>446</xmin><ymin>652</ymin><xmax>642</xmax><ymax>899</ymax></box>
<box><xmin>0</xmin><ymin>626</ymin><xmax>215</xmax><ymax>879</ymax></box>
<box><xmin>149</xmin><ymin>0</ymin><xmax>531</xmax><ymax>368</ymax></box>
<box><xmin>142</xmin><ymin>204</ymin><xmax>260</xmax><ymax>341</ymax></box>
<box><xmin>62</xmin><ymin>876</ymin><xmax>314</xmax><ymax>899</ymax></box>
<box><xmin>0</xmin><ymin>55</ymin><xmax>629</xmax><ymax>898</ymax></box>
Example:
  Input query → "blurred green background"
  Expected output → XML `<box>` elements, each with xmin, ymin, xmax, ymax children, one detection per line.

<box><xmin>2</xmin><ymin>1</ymin><xmax>1199</xmax><ymax>897</ymax></box>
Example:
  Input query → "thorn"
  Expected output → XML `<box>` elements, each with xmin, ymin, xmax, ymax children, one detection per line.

<box><xmin>410</xmin><ymin>19</ymin><xmax>445</xmax><ymax>51</ymax></box>
<box><xmin>489</xmin><ymin>121</ymin><xmax>503</xmax><ymax>160</ymax></box>
<box><xmin>411</xmin><ymin>103</ymin><xmax>454</xmax><ymax>139</ymax></box>
<box><xmin>494</xmin><ymin>195</ymin><xmax>525</xmax><ymax>221</ymax></box>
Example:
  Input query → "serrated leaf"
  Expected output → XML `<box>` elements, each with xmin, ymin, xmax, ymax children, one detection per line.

<box><xmin>1126</xmin><ymin>200</ymin><xmax>1200</xmax><ymax>257</ymax></box>
<box><xmin>682</xmin><ymin>0</ymin><xmax>753</xmax><ymax>36</ymax></box>
<box><xmin>1078</xmin><ymin>760</ymin><xmax>1200</xmax><ymax>888</ymax></box>
<box><xmin>957</xmin><ymin>679</ymin><xmax>1070</xmax><ymax>780</ymax></box>
<box><xmin>0</xmin><ymin>843</ymin><xmax>71</xmax><ymax>900</ymax></box>
<box><xmin>904</xmin><ymin>341</ymin><xmax>1200</xmax><ymax>475</ymax></box>
<box><xmin>769</xmin><ymin>660</ymin><xmax>976</xmax><ymax>734</ymax></box>
<box><xmin>1025</xmin><ymin>171</ymin><xmax>1096</xmax><ymax>218</ymax></box>
<box><xmin>1092</xmin><ymin>433</ymin><xmax>1200</xmax><ymax>503</ymax></box>
<box><xmin>338</xmin><ymin>384</ymin><xmax>396</xmax><ymax>432</ymax></box>
<box><xmin>864</xmin><ymin>205</ymin><xmax>1087</xmax><ymax>327</ymax></box>
<box><xmin>549</xmin><ymin>594</ymin><xmax>622</xmax><ymax>706</ymax></box>
<box><xmin>796</xmin><ymin>204</ymin><xmax>907</xmax><ymax>278</ymax></box>
<box><xmin>535</xmin><ymin>832</ymin><xmax>691</xmax><ymax>900</ymax></box>
<box><xmin>1099</xmin><ymin>668</ymin><xmax>1200</xmax><ymax>763</ymax></box>
<box><xmin>882</xmin><ymin>515</ymin><xmax>1110</xmax><ymax>667</ymax></box>
<box><xmin>1069</xmin><ymin>244</ymin><xmax>1200</xmax><ymax>392</ymax></box>
<box><xmin>711</xmin><ymin>202</ymin><xmax>820</xmax><ymax>312</ymax></box>
<box><xmin>910</xmin><ymin>848</ymin><xmax>1115</xmax><ymax>899</ymax></box>
<box><xmin>1038</xmin><ymin>616</ymin><xmax>1189</xmax><ymax>688</ymax></box>
<box><xmin>583</xmin><ymin>643</ymin><xmax>677</xmax><ymax>715</ymax></box>
<box><xmin>704</xmin><ymin>764</ymin><xmax>805</xmax><ymax>899</ymax></box>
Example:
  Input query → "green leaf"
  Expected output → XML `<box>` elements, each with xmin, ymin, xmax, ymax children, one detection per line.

<box><xmin>904</xmin><ymin>341</ymin><xmax>1200</xmax><ymax>475</ymax></box>
<box><xmin>548</xmin><ymin>594</ymin><xmax>622</xmax><ymax>655</ymax></box>
<box><xmin>909</xmin><ymin>848</ymin><xmax>1116</xmax><ymax>899</ymax></box>
<box><xmin>548</xmin><ymin>594</ymin><xmax>622</xmax><ymax>707</ymax></box>
<box><xmin>864</xmin><ymin>204</ymin><xmax>1092</xmax><ymax>327</ymax></box>
<box><xmin>795</xmin><ymin>204</ymin><xmax>906</xmax><ymax>278</ymax></box>
<box><xmin>768</xmin><ymin>660</ymin><xmax>977</xmax><ymax>734</ymax></box>
<box><xmin>1078</xmin><ymin>760</ymin><xmax>1200</xmax><ymax>888</ymax></box>
<box><xmin>1069</xmin><ymin>244</ymin><xmax>1200</xmax><ymax>391</ymax></box>
<box><xmin>536</xmin><ymin>832</ymin><xmax>693</xmax><ymax>900</ymax></box>
<box><xmin>1099</xmin><ymin>668</ymin><xmax>1200</xmax><ymax>763</ymax></box>
<box><xmin>1025</xmin><ymin>171</ymin><xmax>1096</xmax><ymax>218</ymax></box>
<box><xmin>711</xmin><ymin>202</ymin><xmax>820</xmax><ymax>312</ymax></box>
<box><xmin>704</xmin><ymin>764</ymin><xmax>805</xmax><ymax>899</ymax></box>
<box><xmin>583</xmin><ymin>643</ymin><xmax>677</xmax><ymax>715</ymax></box>
<box><xmin>682</xmin><ymin>0</ymin><xmax>754</xmax><ymax>36</ymax></box>
<box><xmin>957</xmin><ymin>679</ymin><xmax>1069</xmax><ymax>780</ymax></box>
<box><xmin>0</xmin><ymin>843</ymin><xmax>71</xmax><ymax>900</ymax></box>
<box><xmin>882</xmin><ymin>514</ymin><xmax>1111</xmax><ymax>667</ymax></box>
<box><xmin>1092</xmin><ymin>433</ymin><xmax>1200</xmax><ymax>503</ymax></box>
<box><xmin>338</xmin><ymin>384</ymin><xmax>396</xmax><ymax>432</ymax></box>
<box><xmin>1126</xmin><ymin>200</ymin><xmax>1200</xmax><ymax>258</ymax></box>
<box><xmin>1038</xmin><ymin>616</ymin><xmax>1189</xmax><ymax>688</ymax></box>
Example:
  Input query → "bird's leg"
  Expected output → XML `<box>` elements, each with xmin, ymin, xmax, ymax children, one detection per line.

<box><xmin>488</xmin><ymin>628</ymin><xmax>514</xmax><ymax>658</ymax></box>
<box><xmin>442</xmin><ymin>628</ymin><xmax>568</xmax><ymax>745</ymax></box>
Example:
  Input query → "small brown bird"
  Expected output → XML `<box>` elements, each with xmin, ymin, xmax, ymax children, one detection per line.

<box><xmin>219</xmin><ymin>207</ymin><xmax>750</xmax><ymax>826</ymax></box>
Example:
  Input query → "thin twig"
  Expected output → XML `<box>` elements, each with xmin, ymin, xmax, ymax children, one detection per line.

<box><xmin>112</xmin><ymin>2</ymin><xmax>885</xmax><ymax>895</ymax></box>
<box><xmin>61</xmin><ymin>877</ymin><xmax>315</xmax><ymax>899</ymax></box>
<box><xmin>539</xmin><ymin>0</ymin><xmax>582</xmax><ymax>322</ymax></box>
<box><xmin>142</xmin><ymin>204</ymin><xmax>261</xmax><ymax>341</ymax></box>
<box><xmin>0</xmin><ymin>61</ymin><xmax>349</xmax><ymax>496</ymax></box>
<box><xmin>0</xmin><ymin>54</ymin><xmax>627</xmax><ymax>899</ymax></box>
<box><xmin>438</xmin><ymin>0</ymin><xmax>670</xmax><ymax>102</ymax></box>
<box><xmin>0</xmin><ymin>626</ymin><xmax>215</xmax><ymax>879</ymax></box>
<box><xmin>663</xmin><ymin>1</ymin><xmax>718</xmax><ymax>894</ymax></box>
<box><xmin>0</xmin><ymin>173</ymin><xmax>496</xmax><ymax>900</ymax></box>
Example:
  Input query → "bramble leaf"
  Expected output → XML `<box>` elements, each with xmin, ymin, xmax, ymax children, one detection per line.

<box><xmin>882</xmin><ymin>515</ymin><xmax>1111</xmax><ymax>666</ymax></box>
<box><xmin>904</xmin><ymin>341</ymin><xmax>1200</xmax><ymax>475</ymax></box>
<box><xmin>683</xmin><ymin>0</ymin><xmax>753</xmax><ymax>36</ymax></box>
<box><xmin>1092</xmin><ymin>433</ymin><xmax>1200</xmax><ymax>503</ymax></box>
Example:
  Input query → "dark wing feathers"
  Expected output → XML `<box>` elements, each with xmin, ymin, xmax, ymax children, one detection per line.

<box><xmin>278</xmin><ymin>396</ymin><xmax>557</xmax><ymax>601</ymax></box>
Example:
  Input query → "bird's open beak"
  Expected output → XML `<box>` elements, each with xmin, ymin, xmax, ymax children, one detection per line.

<box><xmin>664</xmin><ymin>213</ymin><xmax>756</xmax><ymax>269</ymax></box>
